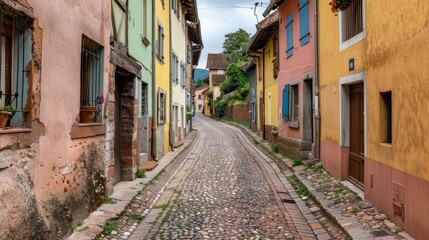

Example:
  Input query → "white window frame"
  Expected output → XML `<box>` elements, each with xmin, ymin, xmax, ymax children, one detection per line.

<box><xmin>339</xmin><ymin>0</ymin><xmax>366</xmax><ymax>52</ymax></box>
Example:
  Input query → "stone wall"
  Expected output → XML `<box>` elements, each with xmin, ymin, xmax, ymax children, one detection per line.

<box><xmin>224</xmin><ymin>104</ymin><xmax>249</xmax><ymax>123</ymax></box>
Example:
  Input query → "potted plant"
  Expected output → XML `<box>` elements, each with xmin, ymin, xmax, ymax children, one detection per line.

<box><xmin>0</xmin><ymin>105</ymin><xmax>16</xmax><ymax>129</ymax></box>
<box><xmin>80</xmin><ymin>93</ymin><xmax>104</xmax><ymax>123</ymax></box>
<box><xmin>329</xmin><ymin>0</ymin><xmax>351</xmax><ymax>13</ymax></box>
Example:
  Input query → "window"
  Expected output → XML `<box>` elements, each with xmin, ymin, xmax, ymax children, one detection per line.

<box><xmin>340</xmin><ymin>0</ymin><xmax>363</xmax><ymax>43</ymax></box>
<box><xmin>175</xmin><ymin>57</ymin><xmax>179</xmax><ymax>84</ymax></box>
<box><xmin>217</xmin><ymin>70</ymin><xmax>224</xmax><ymax>75</ymax></box>
<box><xmin>80</xmin><ymin>36</ymin><xmax>104</xmax><ymax>123</ymax></box>
<box><xmin>0</xmin><ymin>12</ymin><xmax>33</xmax><ymax>128</ymax></box>
<box><xmin>171</xmin><ymin>52</ymin><xmax>176</xmax><ymax>82</ymax></box>
<box><xmin>252</xmin><ymin>103</ymin><xmax>256</xmax><ymax>122</ymax></box>
<box><xmin>380</xmin><ymin>91</ymin><xmax>392</xmax><ymax>144</ymax></box>
<box><xmin>282</xmin><ymin>84</ymin><xmax>290</xmax><ymax>121</ymax></box>
<box><xmin>290</xmin><ymin>84</ymin><xmax>299</xmax><ymax>123</ymax></box>
<box><xmin>158</xmin><ymin>88</ymin><xmax>166</xmax><ymax>124</ymax></box>
<box><xmin>198</xmin><ymin>95</ymin><xmax>202</xmax><ymax>100</ymax></box>
<box><xmin>156</xmin><ymin>21</ymin><xmax>164</xmax><ymax>61</ymax></box>
<box><xmin>161</xmin><ymin>0</ymin><xmax>165</xmax><ymax>9</ymax></box>
<box><xmin>180</xmin><ymin>62</ymin><xmax>186</xmax><ymax>88</ymax></box>
<box><xmin>273</xmin><ymin>32</ymin><xmax>279</xmax><ymax>78</ymax></box>
<box><xmin>187</xmin><ymin>45</ymin><xmax>191</xmax><ymax>64</ymax></box>
<box><xmin>299</xmin><ymin>0</ymin><xmax>310</xmax><ymax>46</ymax></box>
<box><xmin>141</xmin><ymin>82</ymin><xmax>148</xmax><ymax>116</ymax></box>
<box><xmin>286</xmin><ymin>14</ymin><xmax>294</xmax><ymax>58</ymax></box>
<box><xmin>198</xmin><ymin>104</ymin><xmax>202</xmax><ymax>110</ymax></box>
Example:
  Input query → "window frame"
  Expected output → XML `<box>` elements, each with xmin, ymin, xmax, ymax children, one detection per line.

<box><xmin>289</xmin><ymin>83</ymin><xmax>299</xmax><ymax>128</ymax></box>
<box><xmin>158</xmin><ymin>88</ymin><xmax>166</xmax><ymax>124</ymax></box>
<box><xmin>80</xmin><ymin>35</ymin><xmax>104</xmax><ymax>124</ymax></box>
<box><xmin>339</xmin><ymin>0</ymin><xmax>365</xmax><ymax>51</ymax></box>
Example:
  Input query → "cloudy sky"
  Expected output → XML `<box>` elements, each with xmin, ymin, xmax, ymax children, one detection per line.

<box><xmin>196</xmin><ymin>0</ymin><xmax>268</xmax><ymax>69</ymax></box>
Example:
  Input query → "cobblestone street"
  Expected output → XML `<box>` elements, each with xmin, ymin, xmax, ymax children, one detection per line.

<box><xmin>151</xmin><ymin>117</ymin><xmax>295</xmax><ymax>239</ymax></box>
<box><xmin>92</xmin><ymin>115</ymin><xmax>349</xmax><ymax>240</ymax></box>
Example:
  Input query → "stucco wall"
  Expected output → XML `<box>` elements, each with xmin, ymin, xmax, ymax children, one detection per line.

<box><xmin>155</xmin><ymin>0</ymin><xmax>171</xmax><ymax>156</ymax></box>
<box><xmin>263</xmin><ymin>38</ymin><xmax>278</xmax><ymax>129</ymax></box>
<box><xmin>277</xmin><ymin>0</ymin><xmax>315</xmax><ymax>141</ymax></box>
<box><xmin>195</xmin><ymin>87</ymin><xmax>208</xmax><ymax>113</ymax></box>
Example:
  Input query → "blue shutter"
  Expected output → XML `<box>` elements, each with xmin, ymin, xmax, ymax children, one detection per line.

<box><xmin>282</xmin><ymin>84</ymin><xmax>290</xmax><ymax>121</ymax></box>
<box><xmin>299</xmin><ymin>0</ymin><xmax>310</xmax><ymax>46</ymax></box>
<box><xmin>286</xmin><ymin>14</ymin><xmax>293</xmax><ymax>58</ymax></box>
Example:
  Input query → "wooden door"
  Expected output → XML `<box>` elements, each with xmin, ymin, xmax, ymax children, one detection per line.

<box><xmin>349</xmin><ymin>83</ymin><xmax>364</xmax><ymax>185</ymax></box>
<box><xmin>114</xmin><ymin>76</ymin><xmax>122</xmax><ymax>184</ymax></box>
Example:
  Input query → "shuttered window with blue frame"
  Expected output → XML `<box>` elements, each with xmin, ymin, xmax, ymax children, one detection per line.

<box><xmin>282</xmin><ymin>84</ymin><xmax>290</xmax><ymax>121</ymax></box>
<box><xmin>286</xmin><ymin>14</ymin><xmax>293</xmax><ymax>58</ymax></box>
<box><xmin>299</xmin><ymin>0</ymin><xmax>310</xmax><ymax>46</ymax></box>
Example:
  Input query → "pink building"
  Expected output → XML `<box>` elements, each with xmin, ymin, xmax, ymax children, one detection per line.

<box><xmin>264</xmin><ymin>0</ymin><xmax>316</xmax><ymax>160</ymax></box>
<box><xmin>195</xmin><ymin>84</ymin><xmax>208</xmax><ymax>113</ymax></box>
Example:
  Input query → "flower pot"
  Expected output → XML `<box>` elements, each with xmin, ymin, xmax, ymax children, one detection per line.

<box><xmin>0</xmin><ymin>111</ymin><xmax>11</xmax><ymax>128</ymax></box>
<box><xmin>80</xmin><ymin>106</ymin><xmax>96</xmax><ymax>123</ymax></box>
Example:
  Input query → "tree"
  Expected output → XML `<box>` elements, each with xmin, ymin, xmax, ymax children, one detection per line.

<box><xmin>222</xmin><ymin>28</ymin><xmax>251</xmax><ymax>64</ymax></box>
<box><xmin>220</xmin><ymin>63</ymin><xmax>247</xmax><ymax>94</ymax></box>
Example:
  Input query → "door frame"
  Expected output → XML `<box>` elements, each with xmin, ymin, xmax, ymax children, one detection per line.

<box><xmin>339</xmin><ymin>71</ymin><xmax>366</xmax><ymax>155</ymax></box>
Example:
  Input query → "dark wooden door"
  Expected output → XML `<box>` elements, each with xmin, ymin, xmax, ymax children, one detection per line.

<box><xmin>114</xmin><ymin>76</ymin><xmax>122</xmax><ymax>184</ymax></box>
<box><xmin>349</xmin><ymin>83</ymin><xmax>365</xmax><ymax>185</ymax></box>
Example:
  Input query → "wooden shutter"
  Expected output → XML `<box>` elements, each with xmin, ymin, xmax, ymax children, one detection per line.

<box><xmin>282</xmin><ymin>84</ymin><xmax>290</xmax><ymax>121</ymax></box>
<box><xmin>299</xmin><ymin>0</ymin><xmax>310</xmax><ymax>46</ymax></box>
<box><xmin>286</xmin><ymin>14</ymin><xmax>293</xmax><ymax>58</ymax></box>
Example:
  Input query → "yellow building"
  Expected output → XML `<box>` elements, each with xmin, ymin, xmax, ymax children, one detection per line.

<box><xmin>319</xmin><ymin>0</ymin><xmax>429</xmax><ymax>238</ymax></box>
<box><xmin>154</xmin><ymin>0</ymin><xmax>171</xmax><ymax>158</ymax></box>
<box><xmin>247</xmin><ymin>12</ymin><xmax>279</xmax><ymax>142</ymax></box>
<box><xmin>205</xmin><ymin>53</ymin><xmax>228</xmax><ymax>116</ymax></box>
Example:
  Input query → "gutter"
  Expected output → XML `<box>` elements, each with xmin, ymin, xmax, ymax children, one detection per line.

<box><xmin>151</xmin><ymin>0</ymin><xmax>157</xmax><ymax>160</ymax></box>
<box><xmin>314</xmin><ymin>0</ymin><xmax>320</xmax><ymax>161</ymax></box>
<box><xmin>169</xmin><ymin>7</ymin><xmax>174</xmax><ymax>151</ymax></box>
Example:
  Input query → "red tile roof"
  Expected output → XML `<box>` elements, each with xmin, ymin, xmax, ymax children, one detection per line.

<box><xmin>212</xmin><ymin>74</ymin><xmax>227</xmax><ymax>85</ymax></box>
<box><xmin>206</xmin><ymin>53</ymin><xmax>228</xmax><ymax>70</ymax></box>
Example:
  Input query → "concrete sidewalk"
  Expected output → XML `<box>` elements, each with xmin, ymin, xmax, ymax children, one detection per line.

<box><xmin>223</xmin><ymin>120</ymin><xmax>414</xmax><ymax>240</ymax></box>
<box><xmin>68</xmin><ymin>131</ymin><xmax>197</xmax><ymax>240</ymax></box>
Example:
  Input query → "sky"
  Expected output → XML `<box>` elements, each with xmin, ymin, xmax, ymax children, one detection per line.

<box><xmin>196</xmin><ymin>0</ymin><xmax>268</xmax><ymax>69</ymax></box>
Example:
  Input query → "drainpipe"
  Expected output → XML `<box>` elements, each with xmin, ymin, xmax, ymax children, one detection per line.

<box><xmin>169</xmin><ymin>8</ymin><xmax>174</xmax><ymax>151</ymax></box>
<box><xmin>151</xmin><ymin>0</ymin><xmax>157</xmax><ymax>160</ymax></box>
<box><xmin>314</xmin><ymin>0</ymin><xmax>321</xmax><ymax>162</ymax></box>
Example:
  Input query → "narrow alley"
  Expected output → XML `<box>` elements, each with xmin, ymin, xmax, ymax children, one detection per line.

<box><xmin>88</xmin><ymin>115</ymin><xmax>348</xmax><ymax>240</ymax></box>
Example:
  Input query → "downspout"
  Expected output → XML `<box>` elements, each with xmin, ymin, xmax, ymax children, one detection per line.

<box><xmin>169</xmin><ymin>8</ymin><xmax>174</xmax><ymax>151</ymax></box>
<box><xmin>314</xmin><ymin>0</ymin><xmax>320</xmax><ymax>162</ymax></box>
<box><xmin>151</xmin><ymin>0</ymin><xmax>157</xmax><ymax>160</ymax></box>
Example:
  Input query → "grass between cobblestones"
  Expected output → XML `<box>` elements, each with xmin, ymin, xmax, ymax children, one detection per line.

<box><xmin>103</xmin><ymin>198</ymin><xmax>117</xmax><ymax>204</ymax></box>
<box><xmin>102</xmin><ymin>219</ymin><xmax>120</xmax><ymax>235</ymax></box>
<box><xmin>220</xmin><ymin>116</ymin><xmax>249</xmax><ymax>128</ymax></box>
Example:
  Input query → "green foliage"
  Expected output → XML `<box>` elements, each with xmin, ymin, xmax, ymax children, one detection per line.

<box><xmin>292</xmin><ymin>158</ymin><xmax>303</xmax><ymax>166</ymax></box>
<box><xmin>153</xmin><ymin>203</ymin><xmax>169</xmax><ymax>210</ymax></box>
<box><xmin>2</xmin><ymin>105</ymin><xmax>16</xmax><ymax>119</ymax></box>
<box><xmin>194</xmin><ymin>80</ymin><xmax>206</xmax><ymax>89</ymax></box>
<box><xmin>271</xmin><ymin>144</ymin><xmax>279</xmax><ymax>153</ymax></box>
<box><xmin>103</xmin><ymin>198</ymin><xmax>117</xmax><ymax>204</ymax></box>
<box><xmin>136</xmin><ymin>169</ymin><xmax>146</xmax><ymax>178</ymax></box>
<box><xmin>128</xmin><ymin>213</ymin><xmax>145</xmax><ymax>221</ymax></box>
<box><xmin>223</xmin><ymin>28</ymin><xmax>251</xmax><ymax>64</ymax></box>
<box><xmin>102</xmin><ymin>220</ymin><xmax>119</xmax><ymax>235</ymax></box>
<box><xmin>220</xmin><ymin>64</ymin><xmax>248</xmax><ymax>94</ymax></box>
<box><xmin>213</xmin><ymin>98</ymin><xmax>228</xmax><ymax>119</ymax></box>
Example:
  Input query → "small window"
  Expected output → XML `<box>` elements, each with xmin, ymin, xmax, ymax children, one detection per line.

<box><xmin>286</xmin><ymin>14</ymin><xmax>294</xmax><ymax>58</ymax></box>
<box><xmin>273</xmin><ymin>32</ymin><xmax>279</xmax><ymax>78</ymax></box>
<box><xmin>217</xmin><ymin>70</ymin><xmax>224</xmax><ymax>75</ymax></box>
<box><xmin>158</xmin><ymin>88</ymin><xmax>166</xmax><ymax>124</ymax></box>
<box><xmin>80</xmin><ymin>36</ymin><xmax>104</xmax><ymax>123</ymax></box>
<box><xmin>156</xmin><ymin>21</ymin><xmax>164</xmax><ymax>61</ymax></box>
<box><xmin>141</xmin><ymin>82</ymin><xmax>148</xmax><ymax>116</ymax></box>
<box><xmin>282</xmin><ymin>84</ymin><xmax>290</xmax><ymax>121</ymax></box>
<box><xmin>380</xmin><ymin>91</ymin><xmax>392</xmax><ymax>144</ymax></box>
<box><xmin>341</xmin><ymin>0</ymin><xmax>363</xmax><ymax>42</ymax></box>
<box><xmin>290</xmin><ymin>84</ymin><xmax>299</xmax><ymax>123</ymax></box>
<box><xmin>198</xmin><ymin>104</ymin><xmax>202</xmax><ymax>110</ymax></box>
<box><xmin>141</xmin><ymin>0</ymin><xmax>150</xmax><ymax>46</ymax></box>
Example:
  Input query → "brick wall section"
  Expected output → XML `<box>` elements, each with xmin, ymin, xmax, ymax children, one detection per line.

<box><xmin>276</xmin><ymin>135</ymin><xmax>301</xmax><ymax>160</ymax></box>
<box><xmin>224</xmin><ymin>104</ymin><xmax>249</xmax><ymax>123</ymax></box>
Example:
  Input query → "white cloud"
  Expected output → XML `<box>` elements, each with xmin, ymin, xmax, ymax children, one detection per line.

<box><xmin>196</xmin><ymin>0</ymin><xmax>265</xmax><ymax>68</ymax></box>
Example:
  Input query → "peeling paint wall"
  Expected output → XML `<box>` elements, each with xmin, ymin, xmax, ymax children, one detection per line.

<box><xmin>0</xmin><ymin>0</ymin><xmax>110</xmax><ymax>238</ymax></box>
